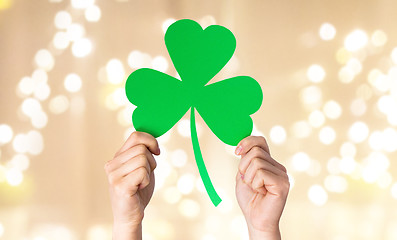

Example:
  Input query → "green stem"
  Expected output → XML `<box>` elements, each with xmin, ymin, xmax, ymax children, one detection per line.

<box><xmin>190</xmin><ymin>107</ymin><xmax>222</xmax><ymax>206</ymax></box>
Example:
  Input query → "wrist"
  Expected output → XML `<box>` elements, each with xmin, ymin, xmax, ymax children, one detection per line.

<box><xmin>247</xmin><ymin>222</ymin><xmax>281</xmax><ymax>240</ymax></box>
<box><xmin>113</xmin><ymin>222</ymin><xmax>142</xmax><ymax>240</ymax></box>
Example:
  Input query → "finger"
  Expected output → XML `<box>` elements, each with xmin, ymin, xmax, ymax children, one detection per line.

<box><xmin>235</xmin><ymin>136</ymin><xmax>270</xmax><ymax>156</ymax></box>
<box><xmin>115</xmin><ymin>166</ymin><xmax>150</xmax><ymax>196</ymax></box>
<box><xmin>116</xmin><ymin>131</ymin><xmax>160</xmax><ymax>157</ymax></box>
<box><xmin>243</xmin><ymin>157</ymin><xmax>287</xmax><ymax>184</ymax></box>
<box><xmin>106</xmin><ymin>144</ymin><xmax>157</xmax><ymax>173</ymax></box>
<box><xmin>251</xmin><ymin>169</ymin><xmax>289</xmax><ymax>197</ymax></box>
<box><xmin>238</xmin><ymin>146</ymin><xmax>287</xmax><ymax>175</ymax></box>
<box><xmin>108</xmin><ymin>154</ymin><xmax>151</xmax><ymax>185</ymax></box>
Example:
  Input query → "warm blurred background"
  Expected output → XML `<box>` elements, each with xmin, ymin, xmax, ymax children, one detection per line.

<box><xmin>1</xmin><ymin>0</ymin><xmax>397</xmax><ymax>239</ymax></box>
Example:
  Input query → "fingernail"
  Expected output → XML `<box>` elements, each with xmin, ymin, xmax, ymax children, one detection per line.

<box><xmin>235</xmin><ymin>146</ymin><xmax>242</xmax><ymax>155</ymax></box>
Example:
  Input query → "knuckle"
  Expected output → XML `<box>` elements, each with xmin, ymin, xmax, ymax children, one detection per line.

<box><xmin>252</xmin><ymin>146</ymin><xmax>262</xmax><ymax>156</ymax></box>
<box><xmin>131</xmin><ymin>131</ymin><xmax>141</xmax><ymax>142</ymax></box>
<box><xmin>252</xmin><ymin>157</ymin><xmax>262</xmax><ymax>168</ymax></box>
<box><xmin>108</xmin><ymin>172</ymin><xmax>117</xmax><ymax>185</ymax></box>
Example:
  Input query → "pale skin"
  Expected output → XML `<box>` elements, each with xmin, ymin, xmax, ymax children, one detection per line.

<box><xmin>105</xmin><ymin>131</ymin><xmax>289</xmax><ymax>240</ymax></box>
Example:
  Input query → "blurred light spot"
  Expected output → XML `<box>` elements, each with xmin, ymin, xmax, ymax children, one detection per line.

<box><xmin>34</xmin><ymin>83</ymin><xmax>51</xmax><ymax>101</ymax></box>
<box><xmin>12</xmin><ymin>134</ymin><xmax>28</xmax><ymax>153</ymax></box>
<box><xmin>377</xmin><ymin>95</ymin><xmax>396</xmax><ymax>115</ymax></box>
<box><xmin>66</xmin><ymin>23</ymin><xmax>85</xmax><ymax>42</ymax></box>
<box><xmin>327</xmin><ymin>157</ymin><xmax>341</xmax><ymax>175</ymax></box>
<box><xmin>369</xmin><ymin>130</ymin><xmax>383</xmax><ymax>151</ymax></box>
<box><xmin>18</xmin><ymin>77</ymin><xmax>35</xmax><ymax>95</ymax></box>
<box><xmin>377</xmin><ymin>172</ymin><xmax>392</xmax><ymax>189</ymax></box>
<box><xmin>27</xmin><ymin>130</ymin><xmax>44</xmax><ymax>155</ymax></box>
<box><xmin>127</xmin><ymin>50</ymin><xmax>143</xmax><ymax>69</ymax></box>
<box><xmin>356</xmin><ymin>84</ymin><xmax>373</xmax><ymax>100</ymax></box>
<box><xmin>391</xmin><ymin>47</ymin><xmax>397</xmax><ymax>65</ymax></box>
<box><xmin>340</xmin><ymin>142</ymin><xmax>356</xmax><ymax>158</ymax></box>
<box><xmin>85</xmin><ymin>5</ymin><xmax>101</xmax><ymax>22</ymax></box>
<box><xmin>323</xmin><ymin>100</ymin><xmax>342</xmax><ymax>119</ymax></box>
<box><xmin>163</xmin><ymin>186</ymin><xmax>181</xmax><ymax>204</ymax></box>
<box><xmin>10</xmin><ymin>154</ymin><xmax>30</xmax><ymax>171</ymax></box>
<box><xmin>382</xmin><ymin>128</ymin><xmax>397</xmax><ymax>152</ymax></box>
<box><xmin>269</xmin><ymin>125</ymin><xmax>286</xmax><ymax>144</ymax></box>
<box><xmin>308</xmin><ymin>110</ymin><xmax>325</xmax><ymax>128</ymax></box>
<box><xmin>339</xmin><ymin>157</ymin><xmax>356</xmax><ymax>174</ymax></box>
<box><xmin>344</xmin><ymin>29</ymin><xmax>368</xmax><ymax>52</ymax></box>
<box><xmin>34</xmin><ymin>49</ymin><xmax>54</xmax><ymax>71</ymax></box>
<box><xmin>372</xmin><ymin>74</ymin><xmax>392</xmax><ymax>92</ymax></box>
<box><xmin>300</xmin><ymin>85</ymin><xmax>322</xmax><ymax>109</ymax></box>
<box><xmin>177</xmin><ymin>119</ymin><xmax>191</xmax><ymax>137</ymax></box>
<box><xmin>350</xmin><ymin>98</ymin><xmax>367</xmax><ymax>116</ymax></box>
<box><xmin>319</xmin><ymin>23</ymin><xmax>336</xmax><ymax>41</ymax></box>
<box><xmin>307</xmin><ymin>64</ymin><xmax>325</xmax><ymax>83</ymax></box>
<box><xmin>53</xmin><ymin>31</ymin><xmax>70</xmax><ymax>49</ymax></box>
<box><xmin>196</xmin><ymin>178</ymin><xmax>206</xmax><ymax>193</ymax></box>
<box><xmin>371</xmin><ymin>30</ymin><xmax>387</xmax><ymax>47</ymax></box>
<box><xmin>338</xmin><ymin>66</ymin><xmax>355</xmax><ymax>83</ymax></box>
<box><xmin>336</xmin><ymin>48</ymin><xmax>351</xmax><ymax>64</ymax></box>
<box><xmin>177</xmin><ymin>173</ymin><xmax>195</xmax><ymax>194</ymax></box>
<box><xmin>64</xmin><ymin>73</ymin><xmax>82</xmax><ymax>92</ymax></box>
<box><xmin>306</xmin><ymin>159</ymin><xmax>322</xmax><ymax>177</ymax></box>
<box><xmin>106</xmin><ymin>59</ymin><xmax>125</xmax><ymax>84</ymax></box>
<box><xmin>152</xmin><ymin>56</ymin><xmax>168</xmax><ymax>72</ymax></box>
<box><xmin>308</xmin><ymin>184</ymin><xmax>328</xmax><ymax>206</ymax></box>
<box><xmin>49</xmin><ymin>95</ymin><xmax>69</xmax><ymax>114</ymax></box>
<box><xmin>324</xmin><ymin>175</ymin><xmax>347</xmax><ymax>193</ymax></box>
<box><xmin>199</xmin><ymin>15</ymin><xmax>216</xmax><ymax>28</ymax></box>
<box><xmin>87</xmin><ymin>225</ymin><xmax>111</xmax><ymax>240</ymax></box>
<box><xmin>217</xmin><ymin>194</ymin><xmax>232</xmax><ymax>213</ymax></box>
<box><xmin>32</xmin><ymin>69</ymin><xmax>48</xmax><ymax>83</ymax></box>
<box><xmin>391</xmin><ymin>182</ymin><xmax>397</xmax><ymax>199</ymax></box>
<box><xmin>362</xmin><ymin>152</ymin><xmax>389</xmax><ymax>183</ymax></box>
<box><xmin>71</xmin><ymin>0</ymin><xmax>94</xmax><ymax>9</ymax></box>
<box><xmin>171</xmin><ymin>149</ymin><xmax>187</xmax><ymax>167</ymax></box>
<box><xmin>291</xmin><ymin>120</ymin><xmax>312</xmax><ymax>138</ymax></box>
<box><xmin>0</xmin><ymin>124</ymin><xmax>13</xmax><ymax>145</ymax></box>
<box><xmin>31</xmin><ymin>111</ymin><xmax>48</xmax><ymax>129</ymax></box>
<box><xmin>319</xmin><ymin>126</ymin><xmax>336</xmax><ymax>145</ymax></box>
<box><xmin>72</xmin><ymin>38</ymin><xmax>92</xmax><ymax>57</ymax></box>
<box><xmin>346</xmin><ymin>58</ymin><xmax>362</xmax><ymax>75</ymax></box>
<box><xmin>162</xmin><ymin>18</ymin><xmax>176</xmax><ymax>33</ymax></box>
<box><xmin>291</xmin><ymin>152</ymin><xmax>311</xmax><ymax>172</ymax></box>
<box><xmin>178</xmin><ymin>199</ymin><xmax>200</xmax><ymax>218</ymax></box>
<box><xmin>21</xmin><ymin>98</ymin><xmax>42</xmax><ymax>118</ymax></box>
<box><xmin>54</xmin><ymin>11</ymin><xmax>72</xmax><ymax>29</ymax></box>
<box><xmin>6</xmin><ymin>168</ymin><xmax>23</xmax><ymax>186</ymax></box>
<box><xmin>117</xmin><ymin>107</ymin><xmax>133</xmax><ymax>126</ymax></box>
<box><xmin>348</xmin><ymin>121</ymin><xmax>369</xmax><ymax>143</ymax></box>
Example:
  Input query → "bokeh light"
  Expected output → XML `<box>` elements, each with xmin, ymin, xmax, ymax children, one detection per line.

<box><xmin>319</xmin><ymin>22</ymin><xmax>336</xmax><ymax>41</ymax></box>
<box><xmin>64</xmin><ymin>73</ymin><xmax>82</xmax><ymax>92</ymax></box>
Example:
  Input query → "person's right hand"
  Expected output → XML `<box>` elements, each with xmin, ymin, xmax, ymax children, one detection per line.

<box><xmin>104</xmin><ymin>131</ymin><xmax>160</xmax><ymax>239</ymax></box>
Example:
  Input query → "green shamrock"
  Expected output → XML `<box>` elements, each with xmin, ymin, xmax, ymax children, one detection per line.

<box><xmin>125</xmin><ymin>19</ymin><xmax>263</xmax><ymax>206</ymax></box>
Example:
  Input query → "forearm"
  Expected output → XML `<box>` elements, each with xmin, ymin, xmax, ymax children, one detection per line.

<box><xmin>113</xmin><ymin>222</ymin><xmax>142</xmax><ymax>240</ymax></box>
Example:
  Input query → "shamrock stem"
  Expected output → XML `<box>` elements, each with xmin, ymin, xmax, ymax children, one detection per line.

<box><xmin>190</xmin><ymin>107</ymin><xmax>222</xmax><ymax>206</ymax></box>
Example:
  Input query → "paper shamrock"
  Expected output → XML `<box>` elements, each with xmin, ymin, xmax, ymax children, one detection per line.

<box><xmin>125</xmin><ymin>19</ymin><xmax>263</xmax><ymax>206</ymax></box>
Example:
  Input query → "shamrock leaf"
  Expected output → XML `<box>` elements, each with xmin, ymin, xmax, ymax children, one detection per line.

<box><xmin>125</xmin><ymin>19</ymin><xmax>263</xmax><ymax>206</ymax></box>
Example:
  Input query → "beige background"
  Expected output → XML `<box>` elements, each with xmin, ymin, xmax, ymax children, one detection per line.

<box><xmin>1</xmin><ymin>0</ymin><xmax>397</xmax><ymax>239</ymax></box>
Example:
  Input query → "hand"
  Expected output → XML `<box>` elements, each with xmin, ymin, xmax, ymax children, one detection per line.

<box><xmin>235</xmin><ymin>136</ymin><xmax>289</xmax><ymax>240</ymax></box>
<box><xmin>105</xmin><ymin>131</ymin><xmax>160</xmax><ymax>240</ymax></box>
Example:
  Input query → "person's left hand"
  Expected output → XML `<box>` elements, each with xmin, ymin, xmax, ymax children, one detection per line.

<box><xmin>235</xmin><ymin>136</ymin><xmax>290</xmax><ymax>240</ymax></box>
